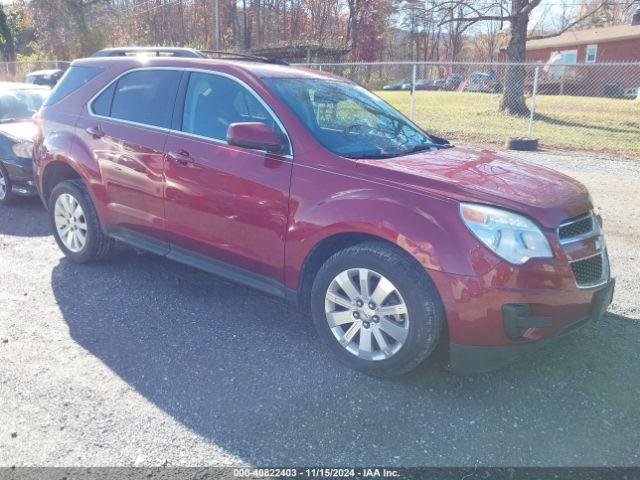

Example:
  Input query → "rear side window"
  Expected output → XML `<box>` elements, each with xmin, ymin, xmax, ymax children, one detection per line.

<box><xmin>109</xmin><ymin>70</ymin><xmax>182</xmax><ymax>128</ymax></box>
<box><xmin>43</xmin><ymin>66</ymin><xmax>103</xmax><ymax>106</ymax></box>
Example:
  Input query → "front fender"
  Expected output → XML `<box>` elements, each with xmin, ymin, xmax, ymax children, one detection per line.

<box><xmin>284</xmin><ymin>167</ymin><xmax>501</xmax><ymax>291</ymax></box>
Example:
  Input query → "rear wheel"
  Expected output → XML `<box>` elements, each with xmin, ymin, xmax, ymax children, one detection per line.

<box><xmin>310</xmin><ymin>242</ymin><xmax>444</xmax><ymax>377</ymax></box>
<box><xmin>49</xmin><ymin>179</ymin><xmax>115</xmax><ymax>262</ymax></box>
<box><xmin>0</xmin><ymin>163</ymin><xmax>16</xmax><ymax>205</ymax></box>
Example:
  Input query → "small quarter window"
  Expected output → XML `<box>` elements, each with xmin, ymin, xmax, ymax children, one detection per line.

<box><xmin>91</xmin><ymin>83</ymin><xmax>115</xmax><ymax>116</ymax></box>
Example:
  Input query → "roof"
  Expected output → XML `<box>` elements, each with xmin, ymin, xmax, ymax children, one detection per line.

<box><xmin>527</xmin><ymin>24</ymin><xmax>640</xmax><ymax>50</ymax></box>
<box><xmin>72</xmin><ymin>56</ymin><xmax>342</xmax><ymax>81</ymax></box>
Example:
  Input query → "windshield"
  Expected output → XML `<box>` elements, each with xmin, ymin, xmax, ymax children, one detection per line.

<box><xmin>262</xmin><ymin>78</ymin><xmax>448</xmax><ymax>159</ymax></box>
<box><xmin>0</xmin><ymin>89</ymin><xmax>48</xmax><ymax>123</ymax></box>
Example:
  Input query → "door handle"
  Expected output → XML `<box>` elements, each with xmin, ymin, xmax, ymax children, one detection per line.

<box><xmin>85</xmin><ymin>126</ymin><xmax>104</xmax><ymax>139</ymax></box>
<box><xmin>167</xmin><ymin>150</ymin><xmax>194</xmax><ymax>166</ymax></box>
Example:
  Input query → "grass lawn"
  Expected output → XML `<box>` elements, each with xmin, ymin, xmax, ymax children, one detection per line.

<box><xmin>378</xmin><ymin>90</ymin><xmax>640</xmax><ymax>158</ymax></box>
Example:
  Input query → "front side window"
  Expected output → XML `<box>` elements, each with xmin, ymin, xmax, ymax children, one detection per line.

<box><xmin>109</xmin><ymin>70</ymin><xmax>182</xmax><ymax>128</ymax></box>
<box><xmin>585</xmin><ymin>44</ymin><xmax>597</xmax><ymax>63</ymax></box>
<box><xmin>181</xmin><ymin>72</ymin><xmax>281</xmax><ymax>145</ymax></box>
<box><xmin>263</xmin><ymin>78</ymin><xmax>445</xmax><ymax>158</ymax></box>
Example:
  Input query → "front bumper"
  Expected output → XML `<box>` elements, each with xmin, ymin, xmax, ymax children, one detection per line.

<box><xmin>448</xmin><ymin>279</ymin><xmax>615</xmax><ymax>373</ymax></box>
<box><xmin>2</xmin><ymin>157</ymin><xmax>37</xmax><ymax>196</ymax></box>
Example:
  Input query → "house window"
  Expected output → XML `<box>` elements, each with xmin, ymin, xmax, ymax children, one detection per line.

<box><xmin>561</xmin><ymin>50</ymin><xmax>578</xmax><ymax>64</ymax></box>
<box><xmin>547</xmin><ymin>50</ymin><xmax>577</xmax><ymax>78</ymax></box>
<box><xmin>585</xmin><ymin>44</ymin><xmax>597</xmax><ymax>63</ymax></box>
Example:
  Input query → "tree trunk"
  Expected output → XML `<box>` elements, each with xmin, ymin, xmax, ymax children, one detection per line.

<box><xmin>242</xmin><ymin>0</ymin><xmax>250</xmax><ymax>50</ymax></box>
<box><xmin>499</xmin><ymin>12</ymin><xmax>530</xmax><ymax>116</ymax></box>
<box><xmin>255</xmin><ymin>0</ymin><xmax>262</xmax><ymax>47</ymax></box>
<box><xmin>0</xmin><ymin>6</ymin><xmax>16</xmax><ymax>63</ymax></box>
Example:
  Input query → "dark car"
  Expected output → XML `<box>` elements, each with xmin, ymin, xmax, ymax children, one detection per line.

<box><xmin>414</xmin><ymin>79</ymin><xmax>438</xmax><ymax>91</ymax></box>
<box><xmin>0</xmin><ymin>82</ymin><xmax>48</xmax><ymax>205</ymax></box>
<box><xmin>382</xmin><ymin>79</ymin><xmax>409</xmax><ymax>91</ymax></box>
<box><xmin>433</xmin><ymin>78</ymin><xmax>446</xmax><ymax>90</ymax></box>
<box><xmin>23</xmin><ymin>69</ymin><xmax>64</xmax><ymax>87</ymax></box>
<box><xmin>443</xmin><ymin>74</ymin><xmax>465</xmax><ymax>91</ymax></box>
<box><xmin>466</xmin><ymin>71</ymin><xmax>503</xmax><ymax>93</ymax></box>
<box><xmin>33</xmin><ymin>57</ymin><xmax>613</xmax><ymax>376</ymax></box>
<box><xmin>400</xmin><ymin>79</ymin><xmax>437</xmax><ymax>91</ymax></box>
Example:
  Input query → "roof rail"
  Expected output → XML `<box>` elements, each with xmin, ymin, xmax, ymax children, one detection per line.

<box><xmin>91</xmin><ymin>47</ymin><xmax>206</xmax><ymax>58</ymax></box>
<box><xmin>91</xmin><ymin>47</ymin><xmax>290</xmax><ymax>65</ymax></box>
<box><xmin>200</xmin><ymin>50</ymin><xmax>289</xmax><ymax>65</ymax></box>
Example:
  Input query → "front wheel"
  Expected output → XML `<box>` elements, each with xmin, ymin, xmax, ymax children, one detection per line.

<box><xmin>310</xmin><ymin>242</ymin><xmax>445</xmax><ymax>377</ymax></box>
<box><xmin>49</xmin><ymin>179</ymin><xmax>115</xmax><ymax>263</ymax></box>
<box><xmin>0</xmin><ymin>162</ymin><xmax>16</xmax><ymax>205</ymax></box>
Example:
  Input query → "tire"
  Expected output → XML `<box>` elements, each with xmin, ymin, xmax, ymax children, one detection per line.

<box><xmin>49</xmin><ymin>179</ymin><xmax>115</xmax><ymax>263</ymax></box>
<box><xmin>310</xmin><ymin>242</ymin><xmax>445</xmax><ymax>377</ymax></box>
<box><xmin>0</xmin><ymin>162</ymin><xmax>16</xmax><ymax>206</ymax></box>
<box><xmin>505</xmin><ymin>136</ymin><xmax>539</xmax><ymax>151</ymax></box>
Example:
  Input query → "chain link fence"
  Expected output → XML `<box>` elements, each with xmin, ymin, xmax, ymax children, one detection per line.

<box><xmin>0</xmin><ymin>59</ymin><xmax>637</xmax><ymax>157</ymax></box>
<box><xmin>296</xmin><ymin>61</ymin><xmax>640</xmax><ymax>158</ymax></box>
<box><xmin>0</xmin><ymin>61</ymin><xmax>71</xmax><ymax>83</ymax></box>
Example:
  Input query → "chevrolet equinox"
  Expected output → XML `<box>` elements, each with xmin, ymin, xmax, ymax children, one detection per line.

<box><xmin>33</xmin><ymin>56</ymin><xmax>615</xmax><ymax>376</ymax></box>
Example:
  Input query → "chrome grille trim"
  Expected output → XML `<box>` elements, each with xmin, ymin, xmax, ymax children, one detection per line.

<box><xmin>557</xmin><ymin>211</ymin><xmax>599</xmax><ymax>245</ymax></box>
<box><xmin>569</xmin><ymin>251</ymin><xmax>610</xmax><ymax>289</ymax></box>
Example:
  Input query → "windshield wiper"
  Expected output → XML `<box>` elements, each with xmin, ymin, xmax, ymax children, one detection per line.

<box><xmin>347</xmin><ymin>142</ymin><xmax>453</xmax><ymax>160</ymax></box>
<box><xmin>406</xmin><ymin>142</ymin><xmax>453</xmax><ymax>154</ymax></box>
<box><xmin>346</xmin><ymin>152</ymin><xmax>401</xmax><ymax>159</ymax></box>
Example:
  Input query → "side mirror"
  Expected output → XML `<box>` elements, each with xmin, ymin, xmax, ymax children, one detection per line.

<box><xmin>227</xmin><ymin>122</ymin><xmax>284</xmax><ymax>154</ymax></box>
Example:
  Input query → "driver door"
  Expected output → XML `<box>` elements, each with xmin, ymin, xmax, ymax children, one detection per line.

<box><xmin>163</xmin><ymin>71</ymin><xmax>293</xmax><ymax>292</ymax></box>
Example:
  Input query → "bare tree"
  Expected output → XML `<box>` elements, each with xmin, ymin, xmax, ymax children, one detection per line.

<box><xmin>436</xmin><ymin>0</ymin><xmax>621</xmax><ymax>116</ymax></box>
<box><xmin>472</xmin><ymin>19</ymin><xmax>503</xmax><ymax>62</ymax></box>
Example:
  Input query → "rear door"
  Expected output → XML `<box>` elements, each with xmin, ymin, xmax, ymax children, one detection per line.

<box><xmin>163</xmin><ymin>71</ymin><xmax>293</xmax><ymax>290</ymax></box>
<box><xmin>75</xmin><ymin>68</ymin><xmax>183</xmax><ymax>244</ymax></box>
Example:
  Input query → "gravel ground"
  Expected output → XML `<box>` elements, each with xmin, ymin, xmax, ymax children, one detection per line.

<box><xmin>0</xmin><ymin>151</ymin><xmax>639</xmax><ymax>467</ymax></box>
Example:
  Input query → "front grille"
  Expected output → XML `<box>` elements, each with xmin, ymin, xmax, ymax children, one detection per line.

<box><xmin>570</xmin><ymin>253</ymin><xmax>605</xmax><ymax>287</ymax></box>
<box><xmin>559</xmin><ymin>213</ymin><xmax>595</xmax><ymax>242</ymax></box>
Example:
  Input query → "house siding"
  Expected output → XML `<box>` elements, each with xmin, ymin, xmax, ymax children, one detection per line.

<box><xmin>524</xmin><ymin>38</ymin><xmax>640</xmax><ymax>97</ymax></box>
<box><xmin>526</xmin><ymin>37</ymin><xmax>640</xmax><ymax>63</ymax></box>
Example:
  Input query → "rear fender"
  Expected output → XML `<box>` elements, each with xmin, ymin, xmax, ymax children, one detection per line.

<box><xmin>39</xmin><ymin>132</ymin><xmax>108</xmax><ymax>221</ymax></box>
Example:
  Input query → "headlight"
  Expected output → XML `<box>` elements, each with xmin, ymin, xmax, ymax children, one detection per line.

<box><xmin>460</xmin><ymin>203</ymin><xmax>553</xmax><ymax>265</ymax></box>
<box><xmin>12</xmin><ymin>141</ymin><xmax>33</xmax><ymax>159</ymax></box>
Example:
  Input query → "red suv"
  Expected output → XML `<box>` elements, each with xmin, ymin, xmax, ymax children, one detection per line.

<box><xmin>33</xmin><ymin>57</ymin><xmax>614</xmax><ymax>376</ymax></box>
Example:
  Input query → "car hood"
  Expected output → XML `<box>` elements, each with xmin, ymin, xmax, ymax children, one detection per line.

<box><xmin>0</xmin><ymin>121</ymin><xmax>37</xmax><ymax>142</ymax></box>
<box><xmin>356</xmin><ymin>145</ymin><xmax>591</xmax><ymax>228</ymax></box>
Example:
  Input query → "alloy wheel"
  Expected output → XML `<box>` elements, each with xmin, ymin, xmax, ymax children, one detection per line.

<box><xmin>54</xmin><ymin>193</ymin><xmax>88</xmax><ymax>253</ymax></box>
<box><xmin>324</xmin><ymin>268</ymin><xmax>409</xmax><ymax>361</ymax></box>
